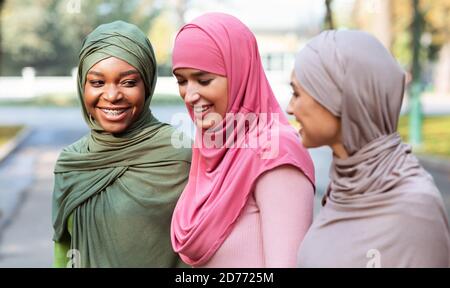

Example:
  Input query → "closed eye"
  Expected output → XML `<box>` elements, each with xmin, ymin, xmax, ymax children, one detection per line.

<box><xmin>198</xmin><ymin>79</ymin><xmax>213</xmax><ymax>86</ymax></box>
<box><xmin>176</xmin><ymin>79</ymin><xmax>187</xmax><ymax>86</ymax></box>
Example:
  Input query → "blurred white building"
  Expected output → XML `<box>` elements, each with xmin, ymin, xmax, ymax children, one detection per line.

<box><xmin>180</xmin><ymin>0</ymin><xmax>324</xmax><ymax>73</ymax></box>
<box><xmin>165</xmin><ymin>0</ymin><xmax>325</xmax><ymax>107</ymax></box>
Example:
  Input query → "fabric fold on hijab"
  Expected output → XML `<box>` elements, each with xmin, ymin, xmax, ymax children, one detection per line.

<box><xmin>170</xmin><ymin>13</ymin><xmax>315</xmax><ymax>266</ymax></box>
<box><xmin>295</xmin><ymin>30</ymin><xmax>450</xmax><ymax>267</ymax></box>
<box><xmin>52</xmin><ymin>21</ymin><xmax>191</xmax><ymax>267</ymax></box>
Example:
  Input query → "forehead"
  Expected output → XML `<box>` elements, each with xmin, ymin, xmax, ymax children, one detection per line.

<box><xmin>290</xmin><ymin>71</ymin><xmax>302</xmax><ymax>89</ymax></box>
<box><xmin>89</xmin><ymin>57</ymin><xmax>137</xmax><ymax>72</ymax></box>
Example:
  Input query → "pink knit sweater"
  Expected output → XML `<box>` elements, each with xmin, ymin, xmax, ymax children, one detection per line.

<box><xmin>197</xmin><ymin>165</ymin><xmax>314</xmax><ymax>268</ymax></box>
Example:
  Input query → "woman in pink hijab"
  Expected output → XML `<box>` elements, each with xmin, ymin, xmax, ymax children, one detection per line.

<box><xmin>170</xmin><ymin>13</ymin><xmax>315</xmax><ymax>267</ymax></box>
<box><xmin>288</xmin><ymin>30</ymin><xmax>450</xmax><ymax>267</ymax></box>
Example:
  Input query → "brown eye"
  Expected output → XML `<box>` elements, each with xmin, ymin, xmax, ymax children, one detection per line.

<box><xmin>122</xmin><ymin>80</ymin><xmax>137</xmax><ymax>87</ymax></box>
<box><xmin>89</xmin><ymin>80</ymin><xmax>104</xmax><ymax>87</ymax></box>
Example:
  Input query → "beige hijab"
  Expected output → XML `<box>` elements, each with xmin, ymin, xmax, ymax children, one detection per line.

<box><xmin>296</xmin><ymin>30</ymin><xmax>450</xmax><ymax>268</ymax></box>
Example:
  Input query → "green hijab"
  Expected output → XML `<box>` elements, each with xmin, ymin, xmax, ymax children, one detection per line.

<box><xmin>52</xmin><ymin>21</ymin><xmax>191</xmax><ymax>267</ymax></box>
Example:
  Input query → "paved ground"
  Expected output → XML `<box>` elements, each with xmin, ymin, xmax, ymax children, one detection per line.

<box><xmin>0</xmin><ymin>147</ymin><xmax>60</xmax><ymax>267</ymax></box>
<box><xmin>422</xmin><ymin>162</ymin><xmax>450</xmax><ymax>217</ymax></box>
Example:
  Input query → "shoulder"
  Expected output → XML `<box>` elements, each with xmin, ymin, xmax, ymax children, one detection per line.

<box><xmin>254</xmin><ymin>164</ymin><xmax>314</xmax><ymax>194</ymax></box>
<box><xmin>56</xmin><ymin>136</ymin><xmax>89</xmax><ymax>164</ymax></box>
<box><xmin>61</xmin><ymin>135</ymin><xmax>88</xmax><ymax>153</ymax></box>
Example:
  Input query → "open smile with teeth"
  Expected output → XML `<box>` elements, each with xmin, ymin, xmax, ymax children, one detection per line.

<box><xmin>193</xmin><ymin>105</ymin><xmax>213</xmax><ymax>114</ymax></box>
<box><xmin>99</xmin><ymin>107</ymin><xmax>129</xmax><ymax>117</ymax></box>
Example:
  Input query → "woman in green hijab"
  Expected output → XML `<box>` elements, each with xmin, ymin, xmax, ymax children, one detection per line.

<box><xmin>52</xmin><ymin>21</ymin><xmax>191</xmax><ymax>268</ymax></box>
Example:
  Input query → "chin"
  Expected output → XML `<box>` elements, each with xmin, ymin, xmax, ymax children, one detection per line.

<box><xmin>195</xmin><ymin>117</ymin><xmax>219</xmax><ymax>131</ymax></box>
<box><xmin>300</xmin><ymin>138</ymin><xmax>315</xmax><ymax>149</ymax></box>
<box><xmin>197</xmin><ymin>123</ymin><xmax>214</xmax><ymax>131</ymax></box>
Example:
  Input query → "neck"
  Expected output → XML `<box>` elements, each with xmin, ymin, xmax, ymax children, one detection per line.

<box><xmin>331</xmin><ymin>142</ymin><xmax>349</xmax><ymax>160</ymax></box>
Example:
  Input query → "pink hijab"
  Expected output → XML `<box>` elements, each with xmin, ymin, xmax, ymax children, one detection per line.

<box><xmin>170</xmin><ymin>13</ymin><xmax>315</xmax><ymax>266</ymax></box>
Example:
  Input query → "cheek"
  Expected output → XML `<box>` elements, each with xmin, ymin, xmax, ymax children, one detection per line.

<box><xmin>83</xmin><ymin>86</ymin><xmax>99</xmax><ymax>111</ymax></box>
<box><xmin>178</xmin><ymin>86</ymin><xmax>186</xmax><ymax>99</ymax></box>
<box><xmin>307</xmin><ymin>113</ymin><xmax>340</xmax><ymax>145</ymax></box>
<box><xmin>323</xmin><ymin>118</ymin><xmax>340</xmax><ymax>140</ymax></box>
<box><xmin>213</xmin><ymin>86</ymin><xmax>228</xmax><ymax>115</ymax></box>
<box><xmin>294</xmin><ymin>99</ymin><xmax>308</xmax><ymax>120</ymax></box>
<box><xmin>132</xmin><ymin>87</ymin><xmax>146</xmax><ymax>111</ymax></box>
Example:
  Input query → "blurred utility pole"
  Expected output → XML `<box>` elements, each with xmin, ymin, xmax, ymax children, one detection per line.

<box><xmin>435</xmin><ymin>4</ymin><xmax>450</xmax><ymax>95</ymax></box>
<box><xmin>324</xmin><ymin>0</ymin><xmax>334</xmax><ymax>30</ymax></box>
<box><xmin>409</xmin><ymin>0</ymin><xmax>425</xmax><ymax>147</ymax></box>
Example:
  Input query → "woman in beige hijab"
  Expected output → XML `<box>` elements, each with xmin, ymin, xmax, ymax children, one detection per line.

<box><xmin>287</xmin><ymin>30</ymin><xmax>450</xmax><ymax>268</ymax></box>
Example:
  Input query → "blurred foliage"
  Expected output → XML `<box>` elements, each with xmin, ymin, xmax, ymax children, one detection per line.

<box><xmin>349</xmin><ymin>0</ymin><xmax>449</xmax><ymax>70</ymax></box>
<box><xmin>149</xmin><ymin>10</ymin><xmax>178</xmax><ymax>76</ymax></box>
<box><xmin>0</xmin><ymin>124</ymin><xmax>23</xmax><ymax>146</ymax></box>
<box><xmin>0</xmin><ymin>0</ymin><xmax>5</xmax><ymax>73</ymax></box>
<box><xmin>349</xmin><ymin>0</ymin><xmax>449</xmax><ymax>93</ymax></box>
<box><xmin>324</xmin><ymin>0</ymin><xmax>335</xmax><ymax>30</ymax></box>
<box><xmin>149</xmin><ymin>11</ymin><xmax>174</xmax><ymax>64</ymax></box>
<box><xmin>398</xmin><ymin>115</ymin><xmax>450</xmax><ymax>158</ymax></box>
<box><xmin>392</xmin><ymin>0</ymin><xmax>450</xmax><ymax>67</ymax></box>
<box><xmin>1</xmin><ymin>0</ymin><xmax>161</xmax><ymax>76</ymax></box>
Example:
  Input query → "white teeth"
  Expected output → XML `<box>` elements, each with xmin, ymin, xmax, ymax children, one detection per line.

<box><xmin>194</xmin><ymin>105</ymin><xmax>211</xmax><ymax>113</ymax></box>
<box><xmin>102</xmin><ymin>109</ymin><xmax>126</xmax><ymax>116</ymax></box>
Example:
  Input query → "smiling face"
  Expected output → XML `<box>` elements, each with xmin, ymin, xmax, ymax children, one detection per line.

<box><xmin>173</xmin><ymin>68</ymin><xmax>228</xmax><ymax>130</ymax></box>
<box><xmin>286</xmin><ymin>71</ymin><xmax>342</xmax><ymax>149</ymax></box>
<box><xmin>83</xmin><ymin>57</ymin><xmax>145</xmax><ymax>134</ymax></box>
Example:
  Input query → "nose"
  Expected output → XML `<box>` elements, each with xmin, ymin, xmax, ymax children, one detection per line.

<box><xmin>286</xmin><ymin>96</ymin><xmax>294</xmax><ymax>115</ymax></box>
<box><xmin>102</xmin><ymin>84</ymin><xmax>122</xmax><ymax>102</ymax></box>
<box><xmin>184</xmin><ymin>83</ymin><xmax>200</xmax><ymax>105</ymax></box>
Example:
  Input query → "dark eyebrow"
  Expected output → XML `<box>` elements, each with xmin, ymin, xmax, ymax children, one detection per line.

<box><xmin>289</xmin><ymin>82</ymin><xmax>295</xmax><ymax>88</ymax></box>
<box><xmin>88</xmin><ymin>71</ymin><xmax>104</xmax><ymax>76</ymax></box>
<box><xmin>87</xmin><ymin>70</ymin><xmax>139</xmax><ymax>77</ymax></box>
<box><xmin>119</xmin><ymin>70</ymin><xmax>140</xmax><ymax>77</ymax></box>
<box><xmin>192</xmin><ymin>71</ymin><xmax>209</xmax><ymax>77</ymax></box>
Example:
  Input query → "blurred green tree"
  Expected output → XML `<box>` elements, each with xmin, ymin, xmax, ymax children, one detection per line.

<box><xmin>392</xmin><ymin>0</ymin><xmax>450</xmax><ymax>74</ymax></box>
<box><xmin>353</xmin><ymin>0</ymin><xmax>449</xmax><ymax>94</ymax></box>
<box><xmin>1</xmin><ymin>0</ymin><xmax>159</xmax><ymax>76</ymax></box>
<box><xmin>324</xmin><ymin>0</ymin><xmax>335</xmax><ymax>30</ymax></box>
<box><xmin>0</xmin><ymin>0</ymin><xmax>5</xmax><ymax>74</ymax></box>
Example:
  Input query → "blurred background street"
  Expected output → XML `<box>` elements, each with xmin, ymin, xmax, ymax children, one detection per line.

<box><xmin>0</xmin><ymin>0</ymin><xmax>449</xmax><ymax>267</ymax></box>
